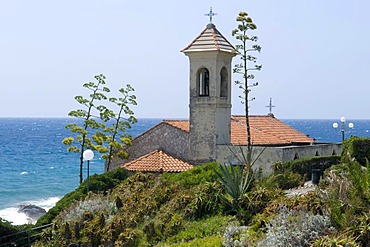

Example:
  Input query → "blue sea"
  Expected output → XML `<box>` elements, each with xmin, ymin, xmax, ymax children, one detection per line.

<box><xmin>1</xmin><ymin>117</ymin><xmax>370</xmax><ymax>225</ymax></box>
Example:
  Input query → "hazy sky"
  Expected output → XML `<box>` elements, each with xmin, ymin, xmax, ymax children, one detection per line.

<box><xmin>1</xmin><ymin>1</ymin><xmax>369</xmax><ymax>119</ymax></box>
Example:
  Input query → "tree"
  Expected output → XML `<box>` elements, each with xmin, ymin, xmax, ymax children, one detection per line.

<box><xmin>63</xmin><ymin>74</ymin><xmax>138</xmax><ymax>183</ymax></box>
<box><xmin>63</xmin><ymin>74</ymin><xmax>111</xmax><ymax>184</ymax></box>
<box><xmin>232</xmin><ymin>11</ymin><xmax>262</xmax><ymax>168</ymax></box>
<box><xmin>93</xmin><ymin>84</ymin><xmax>137</xmax><ymax>171</ymax></box>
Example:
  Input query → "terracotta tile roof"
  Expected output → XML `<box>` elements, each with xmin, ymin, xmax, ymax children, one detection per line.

<box><xmin>181</xmin><ymin>23</ymin><xmax>235</xmax><ymax>53</ymax></box>
<box><xmin>131</xmin><ymin>120</ymin><xmax>189</xmax><ymax>142</ymax></box>
<box><xmin>231</xmin><ymin>115</ymin><xmax>314</xmax><ymax>145</ymax></box>
<box><xmin>122</xmin><ymin>150</ymin><xmax>193</xmax><ymax>173</ymax></box>
<box><xmin>163</xmin><ymin>120</ymin><xmax>189</xmax><ymax>133</ymax></box>
<box><xmin>165</xmin><ymin>115</ymin><xmax>314</xmax><ymax>146</ymax></box>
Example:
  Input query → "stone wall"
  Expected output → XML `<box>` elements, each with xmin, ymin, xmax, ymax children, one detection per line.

<box><xmin>216</xmin><ymin>143</ymin><xmax>342</xmax><ymax>175</ymax></box>
<box><xmin>108</xmin><ymin>122</ymin><xmax>189</xmax><ymax>170</ymax></box>
<box><xmin>280</xmin><ymin>143</ymin><xmax>342</xmax><ymax>163</ymax></box>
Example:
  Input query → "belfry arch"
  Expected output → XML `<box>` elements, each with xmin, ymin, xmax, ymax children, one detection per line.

<box><xmin>197</xmin><ymin>68</ymin><xmax>210</xmax><ymax>96</ymax></box>
<box><xmin>220</xmin><ymin>67</ymin><xmax>228</xmax><ymax>98</ymax></box>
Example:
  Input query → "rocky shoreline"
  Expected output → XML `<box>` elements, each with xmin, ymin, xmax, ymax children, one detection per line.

<box><xmin>18</xmin><ymin>204</ymin><xmax>46</xmax><ymax>224</ymax></box>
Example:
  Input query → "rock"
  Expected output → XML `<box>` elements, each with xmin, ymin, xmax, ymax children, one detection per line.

<box><xmin>18</xmin><ymin>204</ymin><xmax>46</xmax><ymax>220</ymax></box>
<box><xmin>284</xmin><ymin>181</ymin><xmax>315</xmax><ymax>197</ymax></box>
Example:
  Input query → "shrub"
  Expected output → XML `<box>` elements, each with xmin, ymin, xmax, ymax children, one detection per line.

<box><xmin>158</xmin><ymin>235</ymin><xmax>223</xmax><ymax>247</ymax></box>
<box><xmin>55</xmin><ymin>193</ymin><xmax>116</xmax><ymax>223</ymax></box>
<box><xmin>223</xmin><ymin>222</ymin><xmax>249</xmax><ymax>247</ymax></box>
<box><xmin>257</xmin><ymin>207</ymin><xmax>333</xmax><ymax>247</ymax></box>
<box><xmin>34</xmin><ymin>162</ymin><xmax>235</xmax><ymax>246</ymax></box>
<box><xmin>166</xmin><ymin>215</ymin><xmax>232</xmax><ymax>244</ymax></box>
<box><xmin>283</xmin><ymin>156</ymin><xmax>340</xmax><ymax>180</ymax></box>
<box><xmin>0</xmin><ymin>218</ymin><xmax>33</xmax><ymax>245</ymax></box>
<box><xmin>312</xmin><ymin>233</ymin><xmax>358</xmax><ymax>247</ymax></box>
<box><xmin>162</xmin><ymin>162</ymin><xmax>219</xmax><ymax>188</ymax></box>
<box><xmin>342</xmin><ymin>136</ymin><xmax>370</xmax><ymax>165</ymax></box>
<box><xmin>0</xmin><ymin>217</ymin><xmax>20</xmax><ymax>239</ymax></box>
<box><xmin>272</xmin><ymin>171</ymin><xmax>303</xmax><ymax>190</ymax></box>
<box><xmin>36</xmin><ymin>168</ymin><xmax>128</xmax><ymax>226</ymax></box>
<box><xmin>318</xmin><ymin>160</ymin><xmax>370</xmax><ymax>229</ymax></box>
<box><xmin>348</xmin><ymin>212</ymin><xmax>370</xmax><ymax>246</ymax></box>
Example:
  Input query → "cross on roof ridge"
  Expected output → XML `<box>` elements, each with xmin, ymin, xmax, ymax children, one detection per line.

<box><xmin>266</xmin><ymin>97</ymin><xmax>276</xmax><ymax>114</ymax></box>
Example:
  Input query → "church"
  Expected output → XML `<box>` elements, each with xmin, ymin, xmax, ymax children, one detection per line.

<box><xmin>109</xmin><ymin>16</ymin><xmax>341</xmax><ymax>174</ymax></box>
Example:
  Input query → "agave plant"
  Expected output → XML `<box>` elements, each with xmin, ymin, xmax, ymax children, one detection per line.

<box><xmin>214</xmin><ymin>163</ymin><xmax>254</xmax><ymax>208</ymax></box>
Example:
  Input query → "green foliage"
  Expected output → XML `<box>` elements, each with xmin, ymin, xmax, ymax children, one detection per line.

<box><xmin>317</xmin><ymin>158</ymin><xmax>370</xmax><ymax>230</ymax></box>
<box><xmin>257</xmin><ymin>207</ymin><xmax>333</xmax><ymax>247</ymax></box>
<box><xmin>165</xmin><ymin>215</ymin><xmax>231</xmax><ymax>244</ymax></box>
<box><xmin>271</xmin><ymin>171</ymin><xmax>304</xmax><ymax>190</ymax></box>
<box><xmin>36</xmin><ymin>168</ymin><xmax>128</xmax><ymax>226</ymax></box>
<box><xmin>0</xmin><ymin>218</ymin><xmax>34</xmax><ymax>245</ymax></box>
<box><xmin>245</xmin><ymin>183</ymin><xmax>284</xmax><ymax>217</ymax></box>
<box><xmin>63</xmin><ymin>74</ymin><xmax>110</xmax><ymax>184</ymax></box>
<box><xmin>312</xmin><ymin>233</ymin><xmax>358</xmax><ymax>247</ymax></box>
<box><xmin>35</xmin><ymin>155</ymin><xmax>370</xmax><ymax>246</ymax></box>
<box><xmin>281</xmin><ymin>155</ymin><xmax>340</xmax><ymax>180</ymax></box>
<box><xmin>158</xmin><ymin>235</ymin><xmax>223</xmax><ymax>247</ymax></box>
<box><xmin>342</xmin><ymin>136</ymin><xmax>370</xmax><ymax>165</ymax></box>
<box><xmin>35</xmin><ymin>154</ymin><xmax>370</xmax><ymax>246</ymax></box>
<box><xmin>63</xmin><ymin>74</ymin><xmax>137</xmax><ymax>182</ymax></box>
<box><xmin>96</xmin><ymin>84</ymin><xmax>138</xmax><ymax>171</ymax></box>
<box><xmin>232</xmin><ymin>11</ymin><xmax>262</xmax><ymax>154</ymax></box>
<box><xmin>35</xmin><ymin>163</ymin><xmax>230</xmax><ymax>246</ymax></box>
<box><xmin>162</xmin><ymin>162</ymin><xmax>219</xmax><ymax>188</ymax></box>
<box><xmin>0</xmin><ymin>217</ymin><xmax>19</xmax><ymax>238</ymax></box>
<box><xmin>347</xmin><ymin>159</ymin><xmax>370</xmax><ymax>200</ymax></box>
<box><xmin>223</xmin><ymin>221</ymin><xmax>249</xmax><ymax>246</ymax></box>
<box><xmin>214</xmin><ymin>164</ymin><xmax>254</xmax><ymax>209</ymax></box>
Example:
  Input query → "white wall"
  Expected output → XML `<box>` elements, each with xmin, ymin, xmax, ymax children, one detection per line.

<box><xmin>216</xmin><ymin>143</ymin><xmax>342</xmax><ymax>174</ymax></box>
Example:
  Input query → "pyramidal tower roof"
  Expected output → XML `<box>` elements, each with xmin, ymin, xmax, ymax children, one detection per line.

<box><xmin>181</xmin><ymin>23</ymin><xmax>236</xmax><ymax>54</ymax></box>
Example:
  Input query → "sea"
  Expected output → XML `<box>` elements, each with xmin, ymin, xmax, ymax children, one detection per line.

<box><xmin>1</xmin><ymin>117</ymin><xmax>370</xmax><ymax>225</ymax></box>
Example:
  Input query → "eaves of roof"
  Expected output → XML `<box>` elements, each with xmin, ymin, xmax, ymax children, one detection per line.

<box><xmin>122</xmin><ymin>150</ymin><xmax>193</xmax><ymax>173</ymax></box>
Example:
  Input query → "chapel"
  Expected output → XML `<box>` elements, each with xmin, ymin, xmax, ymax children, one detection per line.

<box><xmin>109</xmin><ymin>14</ymin><xmax>341</xmax><ymax>174</ymax></box>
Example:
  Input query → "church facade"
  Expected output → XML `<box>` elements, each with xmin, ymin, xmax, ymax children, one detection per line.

<box><xmin>109</xmin><ymin>20</ymin><xmax>341</xmax><ymax>174</ymax></box>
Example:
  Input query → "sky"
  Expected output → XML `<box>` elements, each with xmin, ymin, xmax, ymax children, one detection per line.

<box><xmin>1</xmin><ymin>1</ymin><xmax>369</xmax><ymax>120</ymax></box>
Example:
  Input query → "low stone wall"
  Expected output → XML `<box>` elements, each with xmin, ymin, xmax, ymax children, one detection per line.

<box><xmin>281</xmin><ymin>143</ymin><xmax>342</xmax><ymax>163</ymax></box>
<box><xmin>108</xmin><ymin>122</ymin><xmax>189</xmax><ymax>170</ymax></box>
<box><xmin>216</xmin><ymin>143</ymin><xmax>342</xmax><ymax>175</ymax></box>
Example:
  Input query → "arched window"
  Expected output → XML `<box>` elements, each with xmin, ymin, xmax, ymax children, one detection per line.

<box><xmin>220</xmin><ymin>67</ymin><xmax>228</xmax><ymax>98</ymax></box>
<box><xmin>197</xmin><ymin>68</ymin><xmax>209</xmax><ymax>96</ymax></box>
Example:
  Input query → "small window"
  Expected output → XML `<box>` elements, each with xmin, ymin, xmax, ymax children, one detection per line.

<box><xmin>332</xmin><ymin>150</ymin><xmax>337</xmax><ymax>155</ymax></box>
<box><xmin>294</xmin><ymin>153</ymin><xmax>299</xmax><ymax>160</ymax></box>
<box><xmin>198</xmin><ymin>68</ymin><xmax>209</xmax><ymax>96</ymax></box>
<box><xmin>315</xmin><ymin>151</ymin><xmax>320</xmax><ymax>156</ymax></box>
<box><xmin>220</xmin><ymin>67</ymin><xmax>228</xmax><ymax>98</ymax></box>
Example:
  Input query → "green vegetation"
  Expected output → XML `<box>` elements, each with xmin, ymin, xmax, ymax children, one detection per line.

<box><xmin>26</xmin><ymin>138</ymin><xmax>370</xmax><ymax>246</ymax></box>
<box><xmin>62</xmin><ymin>74</ymin><xmax>137</xmax><ymax>183</ymax></box>
<box><xmin>232</xmin><ymin>11</ymin><xmax>262</xmax><ymax>165</ymax></box>
<box><xmin>341</xmin><ymin>136</ymin><xmax>370</xmax><ymax>165</ymax></box>
<box><xmin>34</xmin><ymin>163</ymin><xmax>231</xmax><ymax>246</ymax></box>
<box><xmin>0</xmin><ymin>218</ymin><xmax>33</xmax><ymax>245</ymax></box>
<box><xmin>36</xmin><ymin>168</ymin><xmax>128</xmax><ymax>226</ymax></box>
<box><xmin>214</xmin><ymin>164</ymin><xmax>254</xmax><ymax>211</ymax></box>
<box><xmin>258</xmin><ymin>155</ymin><xmax>341</xmax><ymax>191</ymax></box>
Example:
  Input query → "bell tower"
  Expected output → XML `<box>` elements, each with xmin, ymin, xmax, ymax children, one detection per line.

<box><xmin>182</xmin><ymin>11</ymin><xmax>236</xmax><ymax>164</ymax></box>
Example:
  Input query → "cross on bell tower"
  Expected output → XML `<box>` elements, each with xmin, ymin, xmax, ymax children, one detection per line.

<box><xmin>205</xmin><ymin>7</ymin><xmax>217</xmax><ymax>24</ymax></box>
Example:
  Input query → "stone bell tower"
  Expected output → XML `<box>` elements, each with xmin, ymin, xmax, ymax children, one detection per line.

<box><xmin>181</xmin><ymin>11</ymin><xmax>236</xmax><ymax>164</ymax></box>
